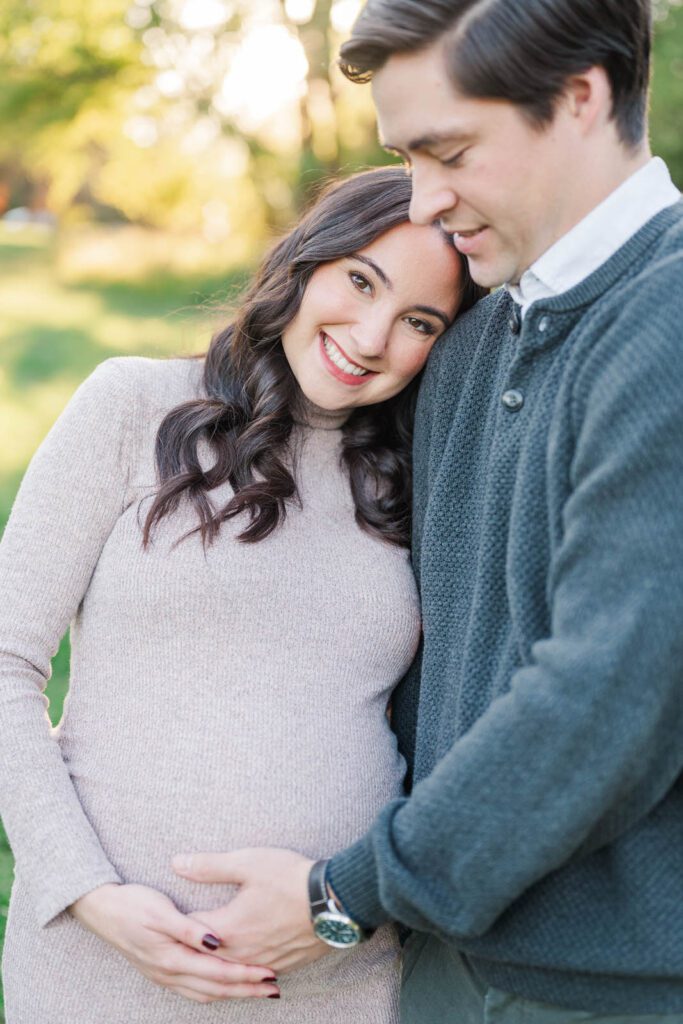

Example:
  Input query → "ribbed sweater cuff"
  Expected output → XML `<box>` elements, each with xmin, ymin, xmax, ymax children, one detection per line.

<box><xmin>327</xmin><ymin>834</ymin><xmax>391</xmax><ymax>932</ymax></box>
<box><xmin>38</xmin><ymin>868</ymin><xmax>123</xmax><ymax>929</ymax></box>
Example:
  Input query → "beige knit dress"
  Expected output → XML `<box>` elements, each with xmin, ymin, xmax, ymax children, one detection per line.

<box><xmin>0</xmin><ymin>356</ymin><xmax>421</xmax><ymax>1023</ymax></box>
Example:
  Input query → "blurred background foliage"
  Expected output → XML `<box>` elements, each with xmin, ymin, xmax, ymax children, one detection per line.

<box><xmin>0</xmin><ymin>0</ymin><xmax>385</xmax><ymax>243</ymax></box>
<box><xmin>0</xmin><ymin>0</ymin><xmax>681</xmax><ymax>242</ymax></box>
<box><xmin>0</xmin><ymin>1</ymin><xmax>681</xmax><ymax>1016</ymax></box>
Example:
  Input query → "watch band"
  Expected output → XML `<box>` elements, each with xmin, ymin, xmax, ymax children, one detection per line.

<box><xmin>308</xmin><ymin>859</ymin><xmax>333</xmax><ymax>919</ymax></box>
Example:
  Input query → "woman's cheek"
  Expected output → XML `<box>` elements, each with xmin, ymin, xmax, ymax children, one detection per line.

<box><xmin>394</xmin><ymin>340</ymin><xmax>436</xmax><ymax>385</ymax></box>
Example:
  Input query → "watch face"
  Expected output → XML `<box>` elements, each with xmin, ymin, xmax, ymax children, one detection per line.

<box><xmin>313</xmin><ymin>911</ymin><xmax>362</xmax><ymax>948</ymax></box>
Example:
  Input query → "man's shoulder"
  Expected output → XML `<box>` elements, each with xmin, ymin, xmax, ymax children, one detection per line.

<box><xmin>444</xmin><ymin>289</ymin><xmax>509</xmax><ymax>345</ymax></box>
<box><xmin>424</xmin><ymin>290</ymin><xmax>508</xmax><ymax>387</ymax></box>
<box><xmin>625</xmin><ymin>201</ymin><xmax>683</xmax><ymax>300</ymax></box>
<box><xmin>595</xmin><ymin>210</ymin><xmax>683</xmax><ymax>345</ymax></box>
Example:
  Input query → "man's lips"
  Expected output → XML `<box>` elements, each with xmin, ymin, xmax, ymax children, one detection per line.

<box><xmin>319</xmin><ymin>332</ymin><xmax>380</xmax><ymax>387</ymax></box>
<box><xmin>450</xmin><ymin>226</ymin><xmax>489</xmax><ymax>255</ymax></box>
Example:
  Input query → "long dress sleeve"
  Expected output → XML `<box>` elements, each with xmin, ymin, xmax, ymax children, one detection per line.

<box><xmin>0</xmin><ymin>358</ymin><xmax>141</xmax><ymax>926</ymax></box>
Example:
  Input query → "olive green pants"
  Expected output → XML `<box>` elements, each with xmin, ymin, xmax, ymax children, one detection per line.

<box><xmin>400</xmin><ymin>933</ymin><xmax>683</xmax><ymax>1024</ymax></box>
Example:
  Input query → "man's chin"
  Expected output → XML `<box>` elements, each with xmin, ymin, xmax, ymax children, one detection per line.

<box><xmin>466</xmin><ymin>258</ymin><xmax>509</xmax><ymax>291</ymax></box>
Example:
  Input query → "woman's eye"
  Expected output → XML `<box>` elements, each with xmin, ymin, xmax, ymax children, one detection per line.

<box><xmin>349</xmin><ymin>271</ymin><xmax>373</xmax><ymax>294</ymax></box>
<box><xmin>405</xmin><ymin>317</ymin><xmax>436</xmax><ymax>336</ymax></box>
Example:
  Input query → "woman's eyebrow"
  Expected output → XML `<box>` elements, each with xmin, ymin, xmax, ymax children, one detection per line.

<box><xmin>350</xmin><ymin>253</ymin><xmax>393</xmax><ymax>290</ymax></box>
<box><xmin>349</xmin><ymin>256</ymin><xmax>451</xmax><ymax>327</ymax></box>
<box><xmin>412</xmin><ymin>304</ymin><xmax>451</xmax><ymax>329</ymax></box>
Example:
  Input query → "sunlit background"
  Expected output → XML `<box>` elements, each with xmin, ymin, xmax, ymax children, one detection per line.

<box><xmin>0</xmin><ymin>2</ymin><xmax>682</xmax><ymax>1015</ymax></box>
<box><xmin>1</xmin><ymin>0</ymin><xmax>378</xmax><ymax>250</ymax></box>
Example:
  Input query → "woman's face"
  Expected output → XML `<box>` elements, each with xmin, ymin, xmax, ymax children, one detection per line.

<box><xmin>281</xmin><ymin>220</ymin><xmax>463</xmax><ymax>411</ymax></box>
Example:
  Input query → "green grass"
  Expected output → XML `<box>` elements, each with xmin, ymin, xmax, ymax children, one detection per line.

<box><xmin>0</xmin><ymin>226</ymin><xmax>250</xmax><ymax>1018</ymax></box>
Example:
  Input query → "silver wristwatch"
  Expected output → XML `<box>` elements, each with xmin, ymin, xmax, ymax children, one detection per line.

<box><xmin>308</xmin><ymin>859</ymin><xmax>367</xmax><ymax>948</ymax></box>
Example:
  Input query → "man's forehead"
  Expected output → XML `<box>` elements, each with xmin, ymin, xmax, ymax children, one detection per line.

<box><xmin>373</xmin><ymin>55</ymin><xmax>483</xmax><ymax>151</ymax></box>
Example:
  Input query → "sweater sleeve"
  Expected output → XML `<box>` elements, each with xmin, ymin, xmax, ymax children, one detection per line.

<box><xmin>0</xmin><ymin>358</ymin><xmax>142</xmax><ymax>927</ymax></box>
<box><xmin>328</xmin><ymin>258</ymin><xmax>683</xmax><ymax>937</ymax></box>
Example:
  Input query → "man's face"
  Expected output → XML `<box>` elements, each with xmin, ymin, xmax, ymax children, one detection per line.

<box><xmin>372</xmin><ymin>41</ymin><xmax>579</xmax><ymax>288</ymax></box>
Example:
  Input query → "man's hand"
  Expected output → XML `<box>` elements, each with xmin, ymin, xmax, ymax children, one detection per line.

<box><xmin>70</xmin><ymin>883</ymin><xmax>280</xmax><ymax>1003</ymax></box>
<box><xmin>173</xmin><ymin>849</ymin><xmax>333</xmax><ymax>974</ymax></box>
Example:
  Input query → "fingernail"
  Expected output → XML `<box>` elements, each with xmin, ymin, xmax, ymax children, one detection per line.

<box><xmin>173</xmin><ymin>854</ymin><xmax>191</xmax><ymax>872</ymax></box>
<box><xmin>268</xmin><ymin>993</ymin><xmax>281</xmax><ymax>999</ymax></box>
<box><xmin>262</xmin><ymin>976</ymin><xmax>278</xmax><ymax>983</ymax></box>
<box><xmin>201</xmin><ymin>934</ymin><xmax>221</xmax><ymax>950</ymax></box>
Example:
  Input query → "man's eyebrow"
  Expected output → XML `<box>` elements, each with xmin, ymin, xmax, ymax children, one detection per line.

<box><xmin>382</xmin><ymin>130</ymin><xmax>472</xmax><ymax>153</ymax></box>
<box><xmin>412</xmin><ymin>305</ymin><xmax>451</xmax><ymax>330</ymax></box>
<box><xmin>349</xmin><ymin>253</ymin><xmax>393</xmax><ymax>290</ymax></box>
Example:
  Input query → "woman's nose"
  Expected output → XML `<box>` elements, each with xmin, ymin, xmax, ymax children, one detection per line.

<box><xmin>351</xmin><ymin>316</ymin><xmax>392</xmax><ymax>360</ymax></box>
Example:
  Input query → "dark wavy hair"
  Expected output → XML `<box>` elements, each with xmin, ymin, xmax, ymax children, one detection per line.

<box><xmin>143</xmin><ymin>167</ymin><xmax>484</xmax><ymax>550</ymax></box>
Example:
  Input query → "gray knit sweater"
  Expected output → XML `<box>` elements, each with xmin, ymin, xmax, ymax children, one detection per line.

<box><xmin>329</xmin><ymin>202</ymin><xmax>683</xmax><ymax>1013</ymax></box>
<box><xmin>0</xmin><ymin>356</ymin><xmax>420</xmax><ymax>1022</ymax></box>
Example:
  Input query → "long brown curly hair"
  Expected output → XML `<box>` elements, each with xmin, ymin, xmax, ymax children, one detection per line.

<box><xmin>143</xmin><ymin>167</ymin><xmax>485</xmax><ymax>550</ymax></box>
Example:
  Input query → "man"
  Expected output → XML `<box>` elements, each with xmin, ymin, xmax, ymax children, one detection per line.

<box><xmin>173</xmin><ymin>1</ymin><xmax>683</xmax><ymax>1018</ymax></box>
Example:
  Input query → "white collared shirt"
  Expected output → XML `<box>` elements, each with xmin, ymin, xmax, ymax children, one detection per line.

<box><xmin>507</xmin><ymin>157</ymin><xmax>681</xmax><ymax>318</ymax></box>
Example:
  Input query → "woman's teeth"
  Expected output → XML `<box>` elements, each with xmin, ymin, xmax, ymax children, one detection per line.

<box><xmin>322</xmin><ymin>334</ymin><xmax>369</xmax><ymax>376</ymax></box>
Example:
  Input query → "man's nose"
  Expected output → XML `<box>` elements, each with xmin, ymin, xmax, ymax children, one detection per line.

<box><xmin>409</xmin><ymin>166</ymin><xmax>457</xmax><ymax>227</ymax></box>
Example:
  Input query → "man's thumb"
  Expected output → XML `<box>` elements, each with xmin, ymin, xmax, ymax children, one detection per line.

<box><xmin>172</xmin><ymin>851</ymin><xmax>247</xmax><ymax>884</ymax></box>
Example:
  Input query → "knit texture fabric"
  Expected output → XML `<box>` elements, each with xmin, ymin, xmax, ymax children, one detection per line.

<box><xmin>0</xmin><ymin>356</ymin><xmax>421</xmax><ymax>1023</ymax></box>
<box><xmin>328</xmin><ymin>202</ymin><xmax>683</xmax><ymax>1014</ymax></box>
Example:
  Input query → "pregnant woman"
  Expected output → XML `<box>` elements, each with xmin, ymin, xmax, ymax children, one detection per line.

<box><xmin>0</xmin><ymin>167</ymin><xmax>481</xmax><ymax>1023</ymax></box>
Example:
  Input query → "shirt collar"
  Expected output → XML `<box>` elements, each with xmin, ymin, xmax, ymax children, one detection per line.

<box><xmin>507</xmin><ymin>157</ymin><xmax>681</xmax><ymax>317</ymax></box>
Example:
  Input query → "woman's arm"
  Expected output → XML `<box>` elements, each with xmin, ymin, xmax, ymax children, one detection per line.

<box><xmin>0</xmin><ymin>359</ymin><xmax>134</xmax><ymax>925</ymax></box>
<box><xmin>0</xmin><ymin>359</ymin><xmax>278</xmax><ymax>1001</ymax></box>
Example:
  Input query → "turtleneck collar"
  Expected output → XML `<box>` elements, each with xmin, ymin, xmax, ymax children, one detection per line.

<box><xmin>291</xmin><ymin>392</ymin><xmax>352</xmax><ymax>431</ymax></box>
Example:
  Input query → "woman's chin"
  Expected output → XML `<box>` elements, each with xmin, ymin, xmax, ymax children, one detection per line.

<box><xmin>297</xmin><ymin>380</ymin><xmax>354</xmax><ymax>413</ymax></box>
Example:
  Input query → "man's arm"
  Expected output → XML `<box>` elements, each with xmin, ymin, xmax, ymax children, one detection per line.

<box><xmin>327</xmin><ymin>259</ymin><xmax>683</xmax><ymax>937</ymax></box>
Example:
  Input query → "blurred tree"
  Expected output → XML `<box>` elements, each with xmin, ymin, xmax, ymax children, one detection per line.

<box><xmin>0</xmin><ymin>0</ymin><xmax>148</xmax><ymax>211</ymax></box>
<box><xmin>652</xmin><ymin>0</ymin><xmax>683</xmax><ymax>187</ymax></box>
<box><xmin>281</xmin><ymin>0</ymin><xmax>339</xmax><ymax>191</ymax></box>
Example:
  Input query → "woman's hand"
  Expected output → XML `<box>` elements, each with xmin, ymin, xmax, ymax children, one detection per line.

<box><xmin>70</xmin><ymin>883</ymin><xmax>280</xmax><ymax>1003</ymax></box>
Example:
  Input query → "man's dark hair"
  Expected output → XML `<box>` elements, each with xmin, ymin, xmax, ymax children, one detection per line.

<box><xmin>339</xmin><ymin>0</ymin><xmax>652</xmax><ymax>150</ymax></box>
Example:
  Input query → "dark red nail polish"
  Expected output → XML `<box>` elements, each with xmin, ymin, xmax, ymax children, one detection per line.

<box><xmin>201</xmin><ymin>933</ymin><xmax>221</xmax><ymax>950</ymax></box>
<box><xmin>268</xmin><ymin>993</ymin><xmax>281</xmax><ymax>999</ymax></box>
<box><xmin>262</xmin><ymin>976</ymin><xmax>278</xmax><ymax>983</ymax></box>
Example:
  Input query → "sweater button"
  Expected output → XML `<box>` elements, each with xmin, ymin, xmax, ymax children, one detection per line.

<box><xmin>508</xmin><ymin>309</ymin><xmax>521</xmax><ymax>334</ymax></box>
<box><xmin>538</xmin><ymin>315</ymin><xmax>550</xmax><ymax>333</ymax></box>
<box><xmin>502</xmin><ymin>389</ymin><xmax>524</xmax><ymax>412</ymax></box>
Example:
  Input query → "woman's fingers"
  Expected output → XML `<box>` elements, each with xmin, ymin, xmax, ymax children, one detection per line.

<box><xmin>155</xmin><ymin>944</ymin><xmax>276</xmax><ymax>988</ymax></box>
<box><xmin>171</xmin><ymin>975</ymin><xmax>281</xmax><ymax>1002</ymax></box>
<box><xmin>154</xmin><ymin>906</ymin><xmax>225</xmax><ymax>956</ymax></box>
<box><xmin>72</xmin><ymin>883</ymin><xmax>278</xmax><ymax>1002</ymax></box>
<box><xmin>150</xmin><ymin>902</ymin><xmax>277</xmax><ymax>983</ymax></box>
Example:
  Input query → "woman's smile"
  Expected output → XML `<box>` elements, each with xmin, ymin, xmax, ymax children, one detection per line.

<box><xmin>319</xmin><ymin>331</ymin><xmax>380</xmax><ymax>387</ymax></box>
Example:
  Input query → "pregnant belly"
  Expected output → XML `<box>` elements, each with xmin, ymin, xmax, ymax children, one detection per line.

<box><xmin>64</xmin><ymin>716</ymin><xmax>405</xmax><ymax>909</ymax></box>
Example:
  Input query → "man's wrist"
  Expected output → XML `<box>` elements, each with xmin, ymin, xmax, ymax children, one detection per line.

<box><xmin>324</xmin><ymin>875</ymin><xmax>345</xmax><ymax>913</ymax></box>
<box><xmin>308</xmin><ymin>859</ymin><xmax>369</xmax><ymax>947</ymax></box>
<box><xmin>326</xmin><ymin>834</ymin><xmax>390</xmax><ymax>932</ymax></box>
